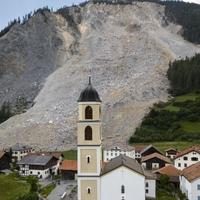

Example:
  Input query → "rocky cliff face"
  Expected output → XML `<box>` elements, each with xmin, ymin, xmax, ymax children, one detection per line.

<box><xmin>0</xmin><ymin>2</ymin><xmax>199</xmax><ymax>150</ymax></box>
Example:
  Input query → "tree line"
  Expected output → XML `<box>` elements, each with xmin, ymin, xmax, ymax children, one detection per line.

<box><xmin>129</xmin><ymin>96</ymin><xmax>200</xmax><ymax>143</ymax></box>
<box><xmin>0</xmin><ymin>7</ymin><xmax>52</xmax><ymax>38</ymax></box>
<box><xmin>167</xmin><ymin>54</ymin><xmax>200</xmax><ymax>96</ymax></box>
<box><xmin>0</xmin><ymin>96</ymin><xmax>31</xmax><ymax>124</ymax></box>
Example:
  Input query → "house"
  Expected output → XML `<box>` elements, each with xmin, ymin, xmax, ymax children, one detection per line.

<box><xmin>59</xmin><ymin>160</ymin><xmax>77</xmax><ymax>180</ymax></box>
<box><xmin>18</xmin><ymin>154</ymin><xmax>59</xmax><ymax>179</ymax></box>
<box><xmin>100</xmin><ymin>155</ymin><xmax>156</xmax><ymax>200</ymax></box>
<box><xmin>141</xmin><ymin>152</ymin><xmax>171</xmax><ymax>170</ymax></box>
<box><xmin>103</xmin><ymin>146</ymin><xmax>135</xmax><ymax>162</ymax></box>
<box><xmin>0</xmin><ymin>150</ymin><xmax>11</xmax><ymax>171</ymax></box>
<box><xmin>174</xmin><ymin>146</ymin><xmax>200</xmax><ymax>170</ymax></box>
<box><xmin>134</xmin><ymin>145</ymin><xmax>163</xmax><ymax>160</ymax></box>
<box><xmin>154</xmin><ymin>164</ymin><xmax>180</xmax><ymax>185</ymax></box>
<box><xmin>165</xmin><ymin>148</ymin><xmax>179</xmax><ymax>160</ymax></box>
<box><xmin>77</xmin><ymin>78</ymin><xmax>156</xmax><ymax>200</ymax></box>
<box><xmin>11</xmin><ymin>143</ymin><xmax>35</xmax><ymax>162</ymax></box>
<box><xmin>179</xmin><ymin>162</ymin><xmax>200</xmax><ymax>200</ymax></box>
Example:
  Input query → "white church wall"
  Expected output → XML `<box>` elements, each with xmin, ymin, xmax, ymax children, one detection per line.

<box><xmin>100</xmin><ymin>166</ymin><xmax>145</xmax><ymax>200</ymax></box>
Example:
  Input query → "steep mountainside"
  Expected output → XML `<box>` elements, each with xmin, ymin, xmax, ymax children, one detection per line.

<box><xmin>0</xmin><ymin>2</ymin><xmax>199</xmax><ymax>150</ymax></box>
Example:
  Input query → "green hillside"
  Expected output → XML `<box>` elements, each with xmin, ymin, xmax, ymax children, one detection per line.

<box><xmin>129</xmin><ymin>92</ymin><xmax>200</xmax><ymax>144</ymax></box>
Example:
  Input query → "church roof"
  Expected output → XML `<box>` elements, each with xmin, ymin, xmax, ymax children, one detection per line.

<box><xmin>101</xmin><ymin>155</ymin><xmax>144</xmax><ymax>176</ymax></box>
<box><xmin>78</xmin><ymin>77</ymin><xmax>101</xmax><ymax>102</ymax></box>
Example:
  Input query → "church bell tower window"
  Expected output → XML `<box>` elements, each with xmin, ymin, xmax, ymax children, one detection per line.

<box><xmin>85</xmin><ymin>126</ymin><xmax>93</xmax><ymax>140</ymax></box>
<box><xmin>85</xmin><ymin>106</ymin><xmax>93</xmax><ymax>119</ymax></box>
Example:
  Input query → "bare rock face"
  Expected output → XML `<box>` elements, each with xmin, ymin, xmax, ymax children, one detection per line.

<box><xmin>0</xmin><ymin>2</ymin><xmax>199</xmax><ymax>150</ymax></box>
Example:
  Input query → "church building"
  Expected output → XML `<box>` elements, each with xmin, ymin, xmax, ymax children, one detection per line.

<box><xmin>77</xmin><ymin>78</ymin><xmax>156</xmax><ymax>200</ymax></box>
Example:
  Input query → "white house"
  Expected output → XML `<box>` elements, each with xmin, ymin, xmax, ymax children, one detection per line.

<box><xmin>101</xmin><ymin>155</ymin><xmax>156</xmax><ymax>200</ymax></box>
<box><xmin>11</xmin><ymin>143</ymin><xmax>35</xmax><ymax>162</ymax></box>
<box><xmin>18</xmin><ymin>154</ymin><xmax>59</xmax><ymax>179</ymax></box>
<box><xmin>174</xmin><ymin>146</ymin><xmax>200</xmax><ymax>170</ymax></box>
<box><xmin>179</xmin><ymin>161</ymin><xmax>200</xmax><ymax>200</ymax></box>
<box><xmin>103</xmin><ymin>146</ymin><xmax>135</xmax><ymax>162</ymax></box>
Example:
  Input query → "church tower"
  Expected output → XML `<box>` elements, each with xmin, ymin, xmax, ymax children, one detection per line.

<box><xmin>77</xmin><ymin>77</ymin><xmax>102</xmax><ymax>200</ymax></box>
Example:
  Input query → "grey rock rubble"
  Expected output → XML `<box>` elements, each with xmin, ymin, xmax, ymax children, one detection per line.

<box><xmin>0</xmin><ymin>2</ymin><xmax>199</xmax><ymax>150</ymax></box>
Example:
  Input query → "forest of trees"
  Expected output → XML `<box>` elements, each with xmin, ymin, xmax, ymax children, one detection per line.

<box><xmin>162</xmin><ymin>1</ymin><xmax>200</xmax><ymax>44</ymax></box>
<box><xmin>0</xmin><ymin>96</ymin><xmax>31</xmax><ymax>124</ymax></box>
<box><xmin>129</xmin><ymin>97</ymin><xmax>200</xmax><ymax>143</ymax></box>
<box><xmin>167</xmin><ymin>54</ymin><xmax>200</xmax><ymax>95</ymax></box>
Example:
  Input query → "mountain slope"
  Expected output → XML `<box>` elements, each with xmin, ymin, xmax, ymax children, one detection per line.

<box><xmin>0</xmin><ymin>2</ymin><xmax>199</xmax><ymax>150</ymax></box>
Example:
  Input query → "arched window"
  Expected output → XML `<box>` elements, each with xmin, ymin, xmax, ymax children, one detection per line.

<box><xmin>87</xmin><ymin>187</ymin><xmax>91</xmax><ymax>194</ymax></box>
<box><xmin>85</xmin><ymin>126</ymin><xmax>92</xmax><ymax>140</ymax></box>
<box><xmin>85</xmin><ymin>106</ymin><xmax>93</xmax><ymax>119</ymax></box>
<box><xmin>87</xmin><ymin>156</ymin><xmax>90</xmax><ymax>164</ymax></box>
<box><xmin>121</xmin><ymin>185</ymin><xmax>125</xmax><ymax>194</ymax></box>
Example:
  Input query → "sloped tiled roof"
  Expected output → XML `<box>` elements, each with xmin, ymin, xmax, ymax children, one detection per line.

<box><xmin>18</xmin><ymin>155</ymin><xmax>58</xmax><ymax>166</ymax></box>
<box><xmin>140</xmin><ymin>145</ymin><xmax>163</xmax><ymax>155</ymax></box>
<box><xmin>28</xmin><ymin>152</ymin><xmax>63</xmax><ymax>159</ymax></box>
<box><xmin>154</xmin><ymin>165</ymin><xmax>180</xmax><ymax>177</ymax></box>
<box><xmin>141</xmin><ymin>153</ymin><xmax>171</xmax><ymax>164</ymax></box>
<box><xmin>165</xmin><ymin>148</ymin><xmax>179</xmax><ymax>153</ymax></box>
<box><xmin>101</xmin><ymin>155</ymin><xmax>144</xmax><ymax>176</ymax></box>
<box><xmin>60</xmin><ymin>160</ymin><xmax>77</xmax><ymax>171</ymax></box>
<box><xmin>181</xmin><ymin>161</ymin><xmax>200</xmax><ymax>182</ymax></box>
<box><xmin>175</xmin><ymin>146</ymin><xmax>200</xmax><ymax>159</ymax></box>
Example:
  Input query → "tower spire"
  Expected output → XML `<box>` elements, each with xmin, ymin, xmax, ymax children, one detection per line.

<box><xmin>89</xmin><ymin>75</ymin><xmax>91</xmax><ymax>85</ymax></box>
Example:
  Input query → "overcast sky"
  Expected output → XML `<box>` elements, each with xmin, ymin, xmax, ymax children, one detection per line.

<box><xmin>0</xmin><ymin>0</ymin><xmax>200</xmax><ymax>30</ymax></box>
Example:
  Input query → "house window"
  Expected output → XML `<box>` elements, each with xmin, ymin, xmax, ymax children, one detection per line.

<box><xmin>184</xmin><ymin>163</ymin><xmax>187</xmax><ymax>168</ymax></box>
<box><xmin>87</xmin><ymin>187</ymin><xmax>91</xmax><ymax>194</ymax></box>
<box><xmin>191</xmin><ymin>157</ymin><xmax>198</xmax><ymax>161</ymax></box>
<box><xmin>85</xmin><ymin>126</ymin><xmax>92</xmax><ymax>140</ymax></box>
<box><xmin>146</xmin><ymin>182</ymin><xmax>149</xmax><ymax>187</ymax></box>
<box><xmin>30</xmin><ymin>171</ymin><xmax>32</xmax><ymax>174</ymax></box>
<box><xmin>38</xmin><ymin>172</ymin><xmax>40</xmax><ymax>175</ymax></box>
<box><xmin>146</xmin><ymin>189</ymin><xmax>149</xmax><ymax>194</ymax></box>
<box><xmin>121</xmin><ymin>185</ymin><xmax>125</xmax><ymax>194</ymax></box>
<box><xmin>198</xmin><ymin>196</ymin><xmax>200</xmax><ymax>200</ymax></box>
<box><xmin>85</xmin><ymin>106</ymin><xmax>93</xmax><ymax>119</ymax></box>
<box><xmin>197</xmin><ymin>185</ymin><xmax>200</xmax><ymax>190</ymax></box>
<box><xmin>152</xmin><ymin>163</ymin><xmax>159</xmax><ymax>169</ymax></box>
<box><xmin>178</xmin><ymin>163</ymin><xmax>181</xmax><ymax>167</ymax></box>
<box><xmin>87</xmin><ymin>156</ymin><xmax>91</xmax><ymax>164</ymax></box>
<box><xmin>183</xmin><ymin>156</ymin><xmax>188</xmax><ymax>160</ymax></box>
